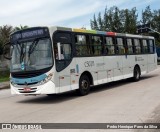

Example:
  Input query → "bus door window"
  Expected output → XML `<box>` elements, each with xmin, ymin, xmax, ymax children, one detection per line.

<box><xmin>105</xmin><ymin>37</ymin><xmax>115</xmax><ymax>55</ymax></box>
<box><xmin>54</xmin><ymin>45</ymin><xmax>64</xmax><ymax>60</ymax></box>
<box><xmin>91</xmin><ymin>36</ymin><xmax>102</xmax><ymax>56</ymax></box>
<box><xmin>61</xmin><ymin>44</ymin><xmax>71</xmax><ymax>59</ymax></box>
<box><xmin>53</xmin><ymin>32</ymin><xmax>72</xmax><ymax>72</ymax></box>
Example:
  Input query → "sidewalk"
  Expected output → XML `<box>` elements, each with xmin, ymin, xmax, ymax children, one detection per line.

<box><xmin>0</xmin><ymin>81</ymin><xmax>10</xmax><ymax>90</ymax></box>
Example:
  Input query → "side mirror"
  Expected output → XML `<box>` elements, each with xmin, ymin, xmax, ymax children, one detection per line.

<box><xmin>3</xmin><ymin>42</ymin><xmax>13</xmax><ymax>60</ymax></box>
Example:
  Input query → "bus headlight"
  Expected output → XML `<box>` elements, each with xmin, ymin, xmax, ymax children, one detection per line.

<box><xmin>38</xmin><ymin>73</ymin><xmax>53</xmax><ymax>85</ymax></box>
<box><xmin>11</xmin><ymin>81</ymin><xmax>17</xmax><ymax>86</ymax></box>
<box><xmin>11</xmin><ymin>81</ymin><xmax>18</xmax><ymax>87</ymax></box>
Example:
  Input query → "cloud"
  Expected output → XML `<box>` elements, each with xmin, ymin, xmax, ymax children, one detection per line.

<box><xmin>0</xmin><ymin>0</ymin><xmax>44</xmax><ymax>17</ymax></box>
<box><xmin>0</xmin><ymin>0</ymin><xmax>106</xmax><ymax>26</ymax></box>
<box><xmin>0</xmin><ymin>0</ymin><xmax>158</xmax><ymax>28</ymax></box>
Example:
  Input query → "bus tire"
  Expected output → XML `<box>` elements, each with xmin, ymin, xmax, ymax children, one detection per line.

<box><xmin>133</xmin><ymin>66</ymin><xmax>140</xmax><ymax>81</ymax></box>
<box><xmin>77</xmin><ymin>75</ymin><xmax>90</xmax><ymax>96</ymax></box>
<box><xmin>47</xmin><ymin>94</ymin><xmax>55</xmax><ymax>97</ymax></box>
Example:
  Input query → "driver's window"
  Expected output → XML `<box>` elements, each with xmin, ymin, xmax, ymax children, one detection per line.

<box><xmin>54</xmin><ymin>45</ymin><xmax>62</xmax><ymax>60</ymax></box>
<box><xmin>61</xmin><ymin>44</ymin><xmax>71</xmax><ymax>60</ymax></box>
<box><xmin>53</xmin><ymin>32</ymin><xmax>72</xmax><ymax>72</ymax></box>
<box><xmin>54</xmin><ymin>44</ymin><xmax>71</xmax><ymax>60</ymax></box>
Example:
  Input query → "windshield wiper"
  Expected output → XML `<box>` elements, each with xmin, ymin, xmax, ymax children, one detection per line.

<box><xmin>19</xmin><ymin>42</ymin><xmax>25</xmax><ymax>63</ymax></box>
<box><xmin>27</xmin><ymin>38</ymin><xmax>41</xmax><ymax>65</ymax></box>
<box><xmin>28</xmin><ymin>38</ymin><xmax>39</xmax><ymax>55</ymax></box>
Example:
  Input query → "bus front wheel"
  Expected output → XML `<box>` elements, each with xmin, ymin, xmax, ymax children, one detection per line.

<box><xmin>77</xmin><ymin>75</ymin><xmax>90</xmax><ymax>96</ymax></box>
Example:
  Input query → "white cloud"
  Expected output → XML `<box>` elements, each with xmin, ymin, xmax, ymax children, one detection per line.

<box><xmin>0</xmin><ymin>0</ymin><xmax>44</xmax><ymax>17</ymax></box>
<box><xmin>0</xmin><ymin>0</ymin><xmax>158</xmax><ymax>28</ymax></box>
<box><xmin>0</xmin><ymin>0</ymin><xmax>105</xmax><ymax>26</ymax></box>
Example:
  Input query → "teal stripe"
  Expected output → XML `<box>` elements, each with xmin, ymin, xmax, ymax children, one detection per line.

<box><xmin>11</xmin><ymin>74</ymin><xmax>47</xmax><ymax>84</ymax></box>
<box><xmin>76</xmin><ymin>64</ymin><xmax>79</xmax><ymax>73</ymax></box>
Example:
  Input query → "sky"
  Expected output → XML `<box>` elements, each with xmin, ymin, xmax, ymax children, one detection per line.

<box><xmin>0</xmin><ymin>0</ymin><xmax>159</xmax><ymax>29</ymax></box>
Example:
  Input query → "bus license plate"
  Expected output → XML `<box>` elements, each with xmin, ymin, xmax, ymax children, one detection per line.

<box><xmin>24</xmin><ymin>87</ymin><xmax>31</xmax><ymax>92</ymax></box>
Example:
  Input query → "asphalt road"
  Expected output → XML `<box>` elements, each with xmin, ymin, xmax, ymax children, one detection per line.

<box><xmin>0</xmin><ymin>67</ymin><xmax>160</xmax><ymax>132</ymax></box>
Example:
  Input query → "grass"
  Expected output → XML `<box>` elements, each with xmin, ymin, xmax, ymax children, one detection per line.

<box><xmin>0</xmin><ymin>70</ymin><xmax>10</xmax><ymax>83</ymax></box>
<box><xmin>0</xmin><ymin>77</ymin><xmax>9</xmax><ymax>82</ymax></box>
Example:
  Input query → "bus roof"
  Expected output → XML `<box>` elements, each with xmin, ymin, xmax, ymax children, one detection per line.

<box><xmin>22</xmin><ymin>26</ymin><xmax>155</xmax><ymax>39</ymax></box>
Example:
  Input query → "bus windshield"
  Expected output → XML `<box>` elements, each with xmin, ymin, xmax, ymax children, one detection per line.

<box><xmin>11</xmin><ymin>38</ymin><xmax>53</xmax><ymax>72</ymax></box>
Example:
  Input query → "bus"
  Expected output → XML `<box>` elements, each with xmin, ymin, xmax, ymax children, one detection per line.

<box><xmin>3</xmin><ymin>26</ymin><xmax>157</xmax><ymax>96</ymax></box>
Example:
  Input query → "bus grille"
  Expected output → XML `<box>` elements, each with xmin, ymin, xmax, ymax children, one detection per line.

<box><xmin>18</xmin><ymin>88</ymin><xmax>37</xmax><ymax>93</ymax></box>
<box><xmin>17</xmin><ymin>82</ymin><xmax>38</xmax><ymax>86</ymax></box>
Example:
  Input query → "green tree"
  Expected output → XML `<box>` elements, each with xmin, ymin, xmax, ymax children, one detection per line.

<box><xmin>103</xmin><ymin>7</ymin><xmax>110</xmax><ymax>31</ymax></box>
<box><xmin>142</xmin><ymin>6</ymin><xmax>153</xmax><ymax>25</ymax></box>
<box><xmin>0</xmin><ymin>25</ymin><xmax>13</xmax><ymax>55</ymax></box>
<box><xmin>113</xmin><ymin>7</ymin><xmax>123</xmax><ymax>32</ymax></box>
<box><xmin>152</xmin><ymin>9</ymin><xmax>160</xmax><ymax>46</ymax></box>
<box><xmin>97</xmin><ymin>12</ymin><xmax>104</xmax><ymax>30</ymax></box>
<box><xmin>90</xmin><ymin>14</ymin><xmax>99</xmax><ymax>30</ymax></box>
<box><xmin>107</xmin><ymin>7</ymin><xmax>114</xmax><ymax>31</ymax></box>
<box><xmin>90</xmin><ymin>5</ymin><xmax>160</xmax><ymax>46</ymax></box>
<box><xmin>13</xmin><ymin>25</ymin><xmax>28</xmax><ymax>32</ymax></box>
<box><xmin>126</xmin><ymin>7</ymin><xmax>138</xmax><ymax>34</ymax></box>
<box><xmin>152</xmin><ymin>9</ymin><xmax>160</xmax><ymax>32</ymax></box>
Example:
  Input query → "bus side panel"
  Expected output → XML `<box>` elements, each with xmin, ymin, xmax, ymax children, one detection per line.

<box><xmin>96</xmin><ymin>57</ymin><xmax>107</xmax><ymax>84</ymax></box>
<box><xmin>128</xmin><ymin>55</ymin><xmax>136</xmax><ymax>76</ymax></box>
<box><xmin>141</xmin><ymin>54</ymin><xmax>148</xmax><ymax>74</ymax></box>
<box><xmin>135</xmin><ymin>55</ymin><xmax>148</xmax><ymax>75</ymax></box>
<box><xmin>103</xmin><ymin>56</ymin><xmax>115</xmax><ymax>82</ymax></box>
<box><xmin>113</xmin><ymin>56</ymin><xmax>123</xmax><ymax>81</ymax></box>
<box><xmin>122</xmin><ymin>55</ymin><xmax>133</xmax><ymax>79</ymax></box>
<box><xmin>70</xmin><ymin>59</ymin><xmax>79</xmax><ymax>90</ymax></box>
<box><xmin>57</xmin><ymin>58</ymin><xmax>82</xmax><ymax>93</ymax></box>
<box><xmin>148</xmin><ymin>53</ymin><xmax>157</xmax><ymax>72</ymax></box>
<box><xmin>75</xmin><ymin>57</ymin><xmax>106</xmax><ymax>86</ymax></box>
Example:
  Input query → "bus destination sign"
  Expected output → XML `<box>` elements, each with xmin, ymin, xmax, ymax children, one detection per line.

<box><xmin>10</xmin><ymin>28</ymin><xmax>49</xmax><ymax>42</ymax></box>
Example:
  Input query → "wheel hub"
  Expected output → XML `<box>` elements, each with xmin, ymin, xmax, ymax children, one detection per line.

<box><xmin>81</xmin><ymin>80</ymin><xmax>89</xmax><ymax>89</ymax></box>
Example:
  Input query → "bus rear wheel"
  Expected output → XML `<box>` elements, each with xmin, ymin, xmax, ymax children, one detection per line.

<box><xmin>133</xmin><ymin>66</ymin><xmax>140</xmax><ymax>81</ymax></box>
<box><xmin>77</xmin><ymin>75</ymin><xmax>90</xmax><ymax>96</ymax></box>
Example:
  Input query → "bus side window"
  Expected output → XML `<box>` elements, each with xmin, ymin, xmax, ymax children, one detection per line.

<box><xmin>142</xmin><ymin>39</ymin><xmax>148</xmax><ymax>53</ymax></box>
<box><xmin>91</xmin><ymin>36</ymin><xmax>103</xmax><ymax>56</ymax></box>
<box><xmin>75</xmin><ymin>35</ymin><xmax>90</xmax><ymax>56</ymax></box>
<box><xmin>116</xmin><ymin>37</ymin><xmax>125</xmax><ymax>54</ymax></box>
<box><xmin>126</xmin><ymin>38</ymin><xmax>133</xmax><ymax>54</ymax></box>
<box><xmin>134</xmin><ymin>39</ymin><xmax>141</xmax><ymax>54</ymax></box>
<box><xmin>148</xmin><ymin>40</ymin><xmax>154</xmax><ymax>53</ymax></box>
<box><xmin>105</xmin><ymin>37</ymin><xmax>115</xmax><ymax>55</ymax></box>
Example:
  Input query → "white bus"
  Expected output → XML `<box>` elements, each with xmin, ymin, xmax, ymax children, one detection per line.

<box><xmin>4</xmin><ymin>26</ymin><xmax>157</xmax><ymax>96</ymax></box>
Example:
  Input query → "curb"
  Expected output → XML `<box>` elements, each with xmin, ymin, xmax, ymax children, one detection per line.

<box><xmin>0</xmin><ymin>86</ymin><xmax>10</xmax><ymax>90</ymax></box>
<box><xmin>0</xmin><ymin>82</ymin><xmax>10</xmax><ymax>90</ymax></box>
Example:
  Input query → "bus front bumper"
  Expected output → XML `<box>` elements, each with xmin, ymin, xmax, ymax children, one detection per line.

<box><xmin>11</xmin><ymin>81</ymin><xmax>57</xmax><ymax>95</ymax></box>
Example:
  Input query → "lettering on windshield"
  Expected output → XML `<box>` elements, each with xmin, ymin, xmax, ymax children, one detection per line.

<box><xmin>11</xmin><ymin>28</ymin><xmax>48</xmax><ymax>42</ymax></box>
<box><xmin>22</xmin><ymin>30</ymin><xmax>43</xmax><ymax>38</ymax></box>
